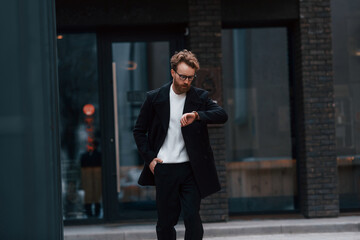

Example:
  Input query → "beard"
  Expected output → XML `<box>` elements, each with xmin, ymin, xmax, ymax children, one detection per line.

<box><xmin>173</xmin><ymin>79</ymin><xmax>191</xmax><ymax>94</ymax></box>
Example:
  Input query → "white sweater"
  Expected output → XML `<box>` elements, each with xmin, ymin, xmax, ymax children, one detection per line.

<box><xmin>157</xmin><ymin>84</ymin><xmax>190</xmax><ymax>163</ymax></box>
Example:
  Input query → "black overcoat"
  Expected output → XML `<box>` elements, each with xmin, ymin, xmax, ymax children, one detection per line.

<box><xmin>133</xmin><ymin>82</ymin><xmax>228</xmax><ymax>198</ymax></box>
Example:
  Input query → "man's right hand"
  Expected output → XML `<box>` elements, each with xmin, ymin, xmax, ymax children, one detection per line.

<box><xmin>150</xmin><ymin>158</ymin><xmax>163</xmax><ymax>174</ymax></box>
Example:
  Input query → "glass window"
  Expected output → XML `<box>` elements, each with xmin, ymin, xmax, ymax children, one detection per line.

<box><xmin>111</xmin><ymin>42</ymin><xmax>170</xmax><ymax>219</ymax></box>
<box><xmin>331</xmin><ymin>0</ymin><xmax>360</xmax><ymax>210</ymax></box>
<box><xmin>57</xmin><ymin>33</ymin><xmax>103</xmax><ymax>220</ymax></box>
<box><xmin>222</xmin><ymin>28</ymin><xmax>297</xmax><ymax>214</ymax></box>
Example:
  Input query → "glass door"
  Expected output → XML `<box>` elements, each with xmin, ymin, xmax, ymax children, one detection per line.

<box><xmin>111</xmin><ymin>41</ymin><xmax>171</xmax><ymax>220</ymax></box>
<box><xmin>57</xmin><ymin>33</ymin><xmax>104</xmax><ymax>222</ymax></box>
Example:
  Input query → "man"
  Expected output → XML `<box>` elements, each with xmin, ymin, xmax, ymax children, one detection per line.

<box><xmin>133</xmin><ymin>49</ymin><xmax>228</xmax><ymax>240</ymax></box>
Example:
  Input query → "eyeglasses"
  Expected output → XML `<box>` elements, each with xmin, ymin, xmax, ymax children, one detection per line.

<box><xmin>174</xmin><ymin>70</ymin><xmax>196</xmax><ymax>81</ymax></box>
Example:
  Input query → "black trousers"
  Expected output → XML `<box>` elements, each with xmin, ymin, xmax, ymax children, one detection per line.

<box><xmin>154</xmin><ymin>162</ymin><xmax>203</xmax><ymax>240</ymax></box>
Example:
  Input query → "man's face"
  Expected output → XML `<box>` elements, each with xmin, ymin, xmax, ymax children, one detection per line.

<box><xmin>171</xmin><ymin>62</ymin><xmax>196</xmax><ymax>94</ymax></box>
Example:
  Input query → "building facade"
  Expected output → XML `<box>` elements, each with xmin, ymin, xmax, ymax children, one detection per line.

<box><xmin>6</xmin><ymin>0</ymin><xmax>360</xmax><ymax>239</ymax></box>
<box><xmin>55</xmin><ymin>0</ymin><xmax>360</xmax><ymax>224</ymax></box>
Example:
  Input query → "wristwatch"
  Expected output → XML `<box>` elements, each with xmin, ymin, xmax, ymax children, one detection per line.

<box><xmin>192</xmin><ymin>111</ymin><xmax>199</xmax><ymax>120</ymax></box>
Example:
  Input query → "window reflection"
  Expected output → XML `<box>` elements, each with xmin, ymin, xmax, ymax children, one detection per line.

<box><xmin>222</xmin><ymin>28</ymin><xmax>297</xmax><ymax>213</ymax></box>
<box><xmin>331</xmin><ymin>0</ymin><xmax>360</xmax><ymax>210</ymax></box>
<box><xmin>112</xmin><ymin>42</ymin><xmax>170</xmax><ymax>219</ymax></box>
<box><xmin>57</xmin><ymin>33</ymin><xmax>103</xmax><ymax>219</ymax></box>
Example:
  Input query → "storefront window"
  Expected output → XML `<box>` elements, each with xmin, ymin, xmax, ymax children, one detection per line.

<box><xmin>222</xmin><ymin>28</ymin><xmax>297</xmax><ymax>213</ymax></box>
<box><xmin>331</xmin><ymin>0</ymin><xmax>360</xmax><ymax>210</ymax></box>
<box><xmin>57</xmin><ymin>33</ymin><xmax>103</xmax><ymax>219</ymax></box>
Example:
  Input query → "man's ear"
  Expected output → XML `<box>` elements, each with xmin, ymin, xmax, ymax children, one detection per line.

<box><xmin>170</xmin><ymin>69</ymin><xmax>175</xmax><ymax>79</ymax></box>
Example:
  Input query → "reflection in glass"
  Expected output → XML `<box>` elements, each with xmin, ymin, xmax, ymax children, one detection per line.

<box><xmin>331</xmin><ymin>0</ymin><xmax>360</xmax><ymax>210</ymax></box>
<box><xmin>57</xmin><ymin>33</ymin><xmax>103</xmax><ymax>219</ymax></box>
<box><xmin>222</xmin><ymin>28</ymin><xmax>297</xmax><ymax>213</ymax></box>
<box><xmin>112</xmin><ymin>42</ymin><xmax>170</xmax><ymax>219</ymax></box>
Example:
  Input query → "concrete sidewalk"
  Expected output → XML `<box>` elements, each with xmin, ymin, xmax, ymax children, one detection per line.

<box><xmin>210</xmin><ymin>232</ymin><xmax>360</xmax><ymax>240</ymax></box>
<box><xmin>64</xmin><ymin>216</ymin><xmax>360</xmax><ymax>240</ymax></box>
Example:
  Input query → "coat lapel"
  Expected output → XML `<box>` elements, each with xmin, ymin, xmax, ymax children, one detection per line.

<box><xmin>183</xmin><ymin>86</ymin><xmax>201</xmax><ymax>114</ymax></box>
<box><xmin>153</xmin><ymin>82</ymin><xmax>171</xmax><ymax>131</ymax></box>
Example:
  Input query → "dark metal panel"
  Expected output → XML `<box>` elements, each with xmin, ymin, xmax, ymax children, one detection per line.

<box><xmin>56</xmin><ymin>0</ymin><xmax>188</xmax><ymax>30</ymax></box>
<box><xmin>56</xmin><ymin>0</ymin><xmax>298</xmax><ymax>32</ymax></box>
<box><xmin>0</xmin><ymin>0</ymin><xmax>63</xmax><ymax>239</ymax></box>
<box><xmin>97</xmin><ymin>33</ymin><xmax>120</xmax><ymax>221</ymax></box>
<box><xmin>222</xmin><ymin>0</ymin><xmax>299</xmax><ymax>28</ymax></box>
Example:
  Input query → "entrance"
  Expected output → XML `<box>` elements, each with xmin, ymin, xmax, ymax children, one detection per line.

<box><xmin>100</xmin><ymin>35</ymin><xmax>184</xmax><ymax>221</ymax></box>
<box><xmin>58</xmin><ymin>31</ymin><xmax>184</xmax><ymax>223</ymax></box>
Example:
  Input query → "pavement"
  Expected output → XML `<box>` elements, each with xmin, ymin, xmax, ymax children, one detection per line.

<box><xmin>210</xmin><ymin>232</ymin><xmax>360</xmax><ymax>240</ymax></box>
<box><xmin>64</xmin><ymin>215</ymin><xmax>360</xmax><ymax>240</ymax></box>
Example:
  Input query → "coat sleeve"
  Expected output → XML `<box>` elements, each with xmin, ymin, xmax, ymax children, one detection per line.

<box><xmin>197</xmin><ymin>92</ymin><xmax>228</xmax><ymax>124</ymax></box>
<box><xmin>133</xmin><ymin>93</ymin><xmax>157</xmax><ymax>166</ymax></box>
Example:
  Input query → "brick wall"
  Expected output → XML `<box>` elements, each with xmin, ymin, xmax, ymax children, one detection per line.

<box><xmin>295</xmin><ymin>0</ymin><xmax>339</xmax><ymax>218</ymax></box>
<box><xmin>187</xmin><ymin>0</ymin><xmax>228</xmax><ymax>222</ymax></box>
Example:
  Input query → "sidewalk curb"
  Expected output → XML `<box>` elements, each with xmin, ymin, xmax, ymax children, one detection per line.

<box><xmin>203</xmin><ymin>222</ymin><xmax>360</xmax><ymax>238</ymax></box>
<box><xmin>64</xmin><ymin>216</ymin><xmax>360</xmax><ymax>240</ymax></box>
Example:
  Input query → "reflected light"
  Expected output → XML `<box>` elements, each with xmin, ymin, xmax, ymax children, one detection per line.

<box><xmin>57</xmin><ymin>35</ymin><xmax>63</xmax><ymax>40</ymax></box>
<box><xmin>355</xmin><ymin>51</ymin><xmax>360</xmax><ymax>57</ymax></box>
<box><xmin>337</xmin><ymin>156</ymin><xmax>355</xmax><ymax>161</ymax></box>
<box><xmin>337</xmin><ymin>156</ymin><xmax>357</xmax><ymax>166</ymax></box>
<box><xmin>83</xmin><ymin>104</ymin><xmax>95</xmax><ymax>116</ymax></box>
<box><xmin>120</xmin><ymin>61</ymin><xmax>138</xmax><ymax>70</ymax></box>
